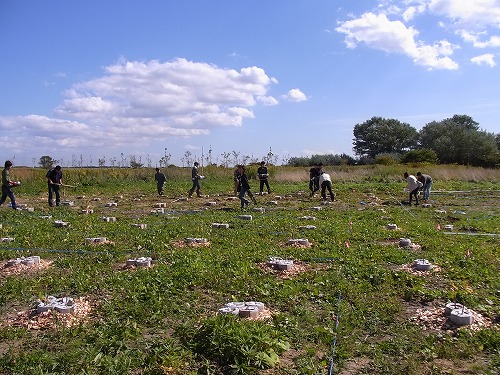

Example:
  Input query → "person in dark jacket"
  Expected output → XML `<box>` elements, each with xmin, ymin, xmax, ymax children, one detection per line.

<box><xmin>257</xmin><ymin>161</ymin><xmax>271</xmax><ymax>195</ymax></box>
<box><xmin>154</xmin><ymin>168</ymin><xmax>167</xmax><ymax>196</ymax></box>
<box><xmin>46</xmin><ymin>165</ymin><xmax>63</xmax><ymax>207</ymax></box>
<box><xmin>309</xmin><ymin>163</ymin><xmax>321</xmax><ymax>197</ymax></box>
<box><xmin>237</xmin><ymin>165</ymin><xmax>257</xmax><ymax>209</ymax></box>
<box><xmin>188</xmin><ymin>162</ymin><xmax>203</xmax><ymax>198</ymax></box>
<box><xmin>0</xmin><ymin>160</ymin><xmax>17</xmax><ymax>210</ymax></box>
<box><xmin>233</xmin><ymin>165</ymin><xmax>241</xmax><ymax>196</ymax></box>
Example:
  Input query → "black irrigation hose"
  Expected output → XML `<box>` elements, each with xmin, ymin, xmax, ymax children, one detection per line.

<box><xmin>328</xmin><ymin>291</ymin><xmax>342</xmax><ymax>375</ymax></box>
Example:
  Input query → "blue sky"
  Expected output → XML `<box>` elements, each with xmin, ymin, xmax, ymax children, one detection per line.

<box><xmin>1</xmin><ymin>0</ymin><xmax>499</xmax><ymax>167</ymax></box>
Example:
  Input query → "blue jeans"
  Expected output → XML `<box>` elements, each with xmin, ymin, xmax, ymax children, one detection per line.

<box><xmin>48</xmin><ymin>183</ymin><xmax>60</xmax><ymax>206</ymax></box>
<box><xmin>422</xmin><ymin>181</ymin><xmax>432</xmax><ymax>200</ymax></box>
<box><xmin>239</xmin><ymin>188</ymin><xmax>250</xmax><ymax>208</ymax></box>
<box><xmin>189</xmin><ymin>179</ymin><xmax>201</xmax><ymax>197</ymax></box>
<box><xmin>0</xmin><ymin>185</ymin><xmax>17</xmax><ymax>209</ymax></box>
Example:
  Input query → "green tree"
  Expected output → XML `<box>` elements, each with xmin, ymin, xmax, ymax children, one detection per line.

<box><xmin>39</xmin><ymin>155</ymin><xmax>56</xmax><ymax>169</ymax></box>
<box><xmin>419</xmin><ymin>115</ymin><xmax>499</xmax><ymax>166</ymax></box>
<box><xmin>353</xmin><ymin>117</ymin><xmax>418</xmax><ymax>158</ymax></box>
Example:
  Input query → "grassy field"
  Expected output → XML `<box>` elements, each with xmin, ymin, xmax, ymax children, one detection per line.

<box><xmin>0</xmin><ymin>165</ymin><xmax>499</xmax><ymax>374</ymax></box>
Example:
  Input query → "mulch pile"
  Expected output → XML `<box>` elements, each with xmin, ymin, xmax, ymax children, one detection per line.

<box><xmin>0</xmin><ymin>259</ymin><xmax>53</xmax><ymax>280</ymax></box>
<box><xmin>408</xmin><ymin>306</ymin><xmax>492</xmax><ymax>332</ymax></box>
<box><xmin>4</xmin><ymin>296</ymin><xmax>96</xmax><ymax>330</ymax></box>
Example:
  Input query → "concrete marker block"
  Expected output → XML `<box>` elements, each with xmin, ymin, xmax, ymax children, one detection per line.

<box><xmin>237</xmin><ymin>215</ymin><xmax>253</xmax><ymax>220</ymax></box>
<box><xmin>450</xmin><ymin>308</ymin><xmax>474</xmax><ymax>326</ymax></box>
<box><xmin>445</xmin><ymin>302</ymin><xmax>464</xmax><ymax>317</ymax></box>
<box><xmin>399</xmin><ymin>238</ymin><xmax>412</xmax><ymax>247</ymax></box>
<box><xmin>413</xmin><ymin>259</ymin><xmax>432</xmax><ymax>271</ymax></box>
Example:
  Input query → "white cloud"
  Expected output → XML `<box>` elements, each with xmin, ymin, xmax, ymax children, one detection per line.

<box><xmin>336</xmin><ymin>12</ymin><xmax>459</xmax><ymax>69</ymax></box>
<box><xmin>471</xmin><ymin>53</ymin><xmax>496</xmax><ymax>66</ymax></box>
<box><xmin>283</xmin><ymin>88</ymin><xmax>308</xmax><ymax>102</ymax></box>
<box><xmin>1</xmin><ymin>58</ymin><xmax>305</xmax><ymax>156</ymax></box>
<box><xmin>428</xmin><ymin>0</ymin><xmax>500</xmax><ymax>28</ymax></box>
<box><xmin>257</xmin><ymin>95</ymin><xmax>279</xmax><ymax>106</ymax></box>
<box><xmin>458</xmin><ymin>30</ymin><xmax>500</xmax><ymax>48</ymax></box>
<box><xmin>302</xmin><ymin>148</ymin><xmax>337</xmax><ymax>156</ymax></box>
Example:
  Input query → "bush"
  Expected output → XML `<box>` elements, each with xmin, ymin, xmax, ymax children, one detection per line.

<box><xmin>375</xmin><ymin>153</ymin><xmax>400</xmax><ymax>165</ymax></box>
<box><xmin>179</xmin><ymin>315</ymin><xmax>290</xmax><ymax>373</ymax></box>
<box><xmin>401</xmin><ymin>149</ymin><xmax>438</xmax><ymax>164</ymax></box>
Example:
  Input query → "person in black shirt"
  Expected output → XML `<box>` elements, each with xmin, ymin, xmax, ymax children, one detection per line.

<box><xmin>46</xmin><ymin>165</ymin><xmax>63</xmax><ymax>207</ymax></box>
<box><xmin>154</xmin><ymin>168</ymin><xmax>167</xmax><ymax>196</ymax></box>
<box><xmin>309</xmin><ymin>163</ymin><xmax>321</xmax><ymax>197</ymax></box>
<box><xmin>188</xmin><ymin>162</ymin><xmax>203</xmax><ymax>198</ymax></box>
<box><xmin>257</xmin><ymin>161</ymin><xmax>271</xmax><ymax>195</ymax></box>
<box><xmin>0</xmin><ymin>160</ymin><xmax>17</xmax><ymax>210</ymax></box>
<box><xmin>237</xmin><ymin>165</ymin><xmax>257</xmax><ymax>209</ymax></box>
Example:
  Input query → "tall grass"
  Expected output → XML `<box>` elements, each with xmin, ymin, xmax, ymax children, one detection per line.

<box><xmin>13</xmin><ymin>165</ymin><xmax>500</xmax><ymax>186</ymax></box>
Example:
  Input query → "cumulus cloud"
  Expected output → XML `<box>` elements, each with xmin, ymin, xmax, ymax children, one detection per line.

<box><xmin>336</xmin><ymin>12</ymin><xmax>459</xmax><ymax>69</ymax></box>
<box><xmin>428</xmin><ymin>0</ymin><xmax>500</xmax><ymax>28</ymax></box>
<box><xmin>257</xmin><ymin>95</ymin><xmax>279</xmax><ymax>106</ymax></box>
<box><xmin>1</xmin><ymin>58</ymin><xmax>303</xmax><ymax>156</ymax></box>
<box><xmin>458</xmin><ymin>30</ymin><xmax>500</xmax><ymax>48</ymax></box>
<box><xmin>283</xmin><ymin>89</ymin><xmax>308</xmax><ymax>102</ymax></box>
<box><xmin>336</xmin><ymin>0</ymin><xmax>500</xmax><ymax>68</ymax></box>
<box><xmin>471</xmin><ymin>53</ymin><xmax>496</xmax><ymax>67</ymax></box>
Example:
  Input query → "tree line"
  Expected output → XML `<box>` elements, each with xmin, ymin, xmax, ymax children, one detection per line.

<box><xmin>289</xmin><ymin>114</ymin><xmax>499</xmax><ymax>167</ymax></box>
<box><xmin>36</xmin><ymin>114</ymin><xmax>499</xmax><ymax>169</ymax></box>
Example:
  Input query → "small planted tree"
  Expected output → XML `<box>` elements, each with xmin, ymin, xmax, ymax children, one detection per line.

<box><xmin>39</xmin><ymin>155</ymin><xmax>56</xmax><ymax>169</ymax></box>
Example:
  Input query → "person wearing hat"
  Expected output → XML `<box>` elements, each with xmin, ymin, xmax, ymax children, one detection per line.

<box><xmin>188</xmin><ymin>161</ymin><xmax>203</xmax><ymax>198</ymax></box>
<box><xmin>0</xmin><ymin>160</ymin><xmax>18</xmax><ymax>209</ymax></box>
<box><xmin>257</xmin><ymin>161</ymin><xmax>271</xmax><ymax>195</ymax></box>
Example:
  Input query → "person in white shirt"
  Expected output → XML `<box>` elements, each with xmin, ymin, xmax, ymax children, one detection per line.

<box><xmin>319</xmin><ymin>171</ymin><xmax>335</xmax><ymax>201</ymax></box>
<box><xmin>404</xmin><ymin>172</ymin><xmax>422</xmax><ymax>205</ymax></box>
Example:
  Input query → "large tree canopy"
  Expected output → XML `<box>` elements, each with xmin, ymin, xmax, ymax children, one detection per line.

<box><xmin>352</xmin><ymin>117</ymin><xmax>418</xmax><ymax>158</ymax></box>
<box><xmin>419</xmin><ymin>115</ymin><xmax>499</xmax><ymax>167</ymax></box>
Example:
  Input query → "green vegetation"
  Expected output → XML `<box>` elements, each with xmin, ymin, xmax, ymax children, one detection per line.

<box><xmin>0</xmin><ymin>166</ymin><xmax>499</xmax><ymax>374</ymax></box>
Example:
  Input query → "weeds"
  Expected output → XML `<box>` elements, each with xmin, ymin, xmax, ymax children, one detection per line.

<box><xmin>0</xmin><ymin>166</ymin><xmax>498</xmax><ymax>374</ymax></box>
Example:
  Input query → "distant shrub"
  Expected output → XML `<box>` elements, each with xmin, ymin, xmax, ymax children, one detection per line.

<box><xmin>401</xmin><ymin>149</ymin><xmax>438</xmax><ymax>164</ymax></box>
<box><xmin>375</xmin><ymin>153</ymin><xmax>400</xmax><ymax>165</ymax></box>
